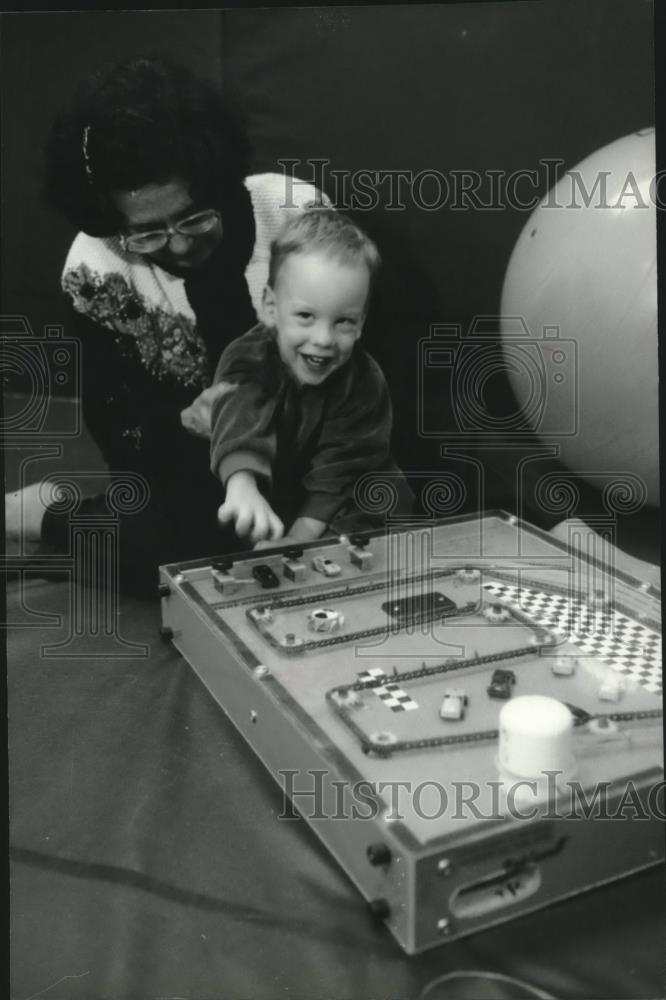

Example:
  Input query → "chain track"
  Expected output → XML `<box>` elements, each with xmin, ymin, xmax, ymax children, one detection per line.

<box><xmin>361</xmin><ymin>708</ymin><xmax>664</xmax><ymax>757</ymax></box>
<box><xmin>606</xmin><ymin>708</ymin><xmax>664</xmax><ymax>724</ymax></box>
<box><xmin>233</xmin><ymin>560</ymin><xmax>660</xmax><ymax>755</ymax></box>
<box><xmin>349</xmin><ymin>645</ymin><xmax>537</xmax><ymax>690</ymax></box>
<box><xmin>308</xmin><ymin>602</ymin><xmax>479</xmax><ymax>652</ymax></box>
<box><xmin>251</xmin><ymin>566</ymin><xmax>459</xmax><ymax>613</ymax></box>
<box><xmin>244</xmin><ymin>567</ymin><xmax>483</xmax><ymax>653</ymax></box>
<box><xmin>366</xmin><ymin>728</ymin><xmax>501</xmax><ymax>756</ymax></box>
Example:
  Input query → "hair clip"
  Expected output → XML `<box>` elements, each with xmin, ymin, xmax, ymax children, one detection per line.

<box><xmin>82</xmin><ymin>125</ymin><xmax>94</xmax><ymax>185</ymax></box>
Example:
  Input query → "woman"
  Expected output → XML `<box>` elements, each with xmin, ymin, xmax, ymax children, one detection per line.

<box><xmin>6</xmin><ymin>57</ymin><xmax>326</xmax><ymax>594</ymax></box>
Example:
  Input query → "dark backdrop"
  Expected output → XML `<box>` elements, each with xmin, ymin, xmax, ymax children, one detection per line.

<box><xmin>222</xmin><ymin>1</ymin><xmax>654</xmax><ymax>324</ymax></box>
<box><xmin>2</xmin><ymin>3</ymin><xmax>654</xmax><ymax>366</ymax></box>
<box><xmin>0</xmin><ymin>3</ymin><xmax>656</xmax><ymax>528</ymax></box>
<box><xmin>0</xmin><ymin>10</ymin><xmax>223</xmax><ymax>337</ymax></box>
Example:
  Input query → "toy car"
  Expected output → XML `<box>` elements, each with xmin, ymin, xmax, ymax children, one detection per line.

<box><xmin>455</xmin><ymin>567</ymin><xmax>480</xmax><ymax>584</ymax></box>
<box><xmin>598</xmin><ymin>676</ymin><xmax>624</xmax><ymax>702</ymax></box>
<box><xmin>529</xmin><ymin>629</ymin><xmax>559</xmax><ymax>647</ymax></box>
<box><xmin>439</xmin><ymin>689</ymin><xmax>469</xmax><ymax>721</ymax></box>
<box><xmin>252</xmin><ymin>564</ymin><xmax>280</xmax><ymax>589</ymax></box>
<box><xmin>308</xmin><ymin>608</ymin><xmax>345</xmax><ymax>633</ymax></box>
<box><xmin>312</xmin><ymin>556</ymin><xmax>341</xmax><ymax>577</ymax></box>
<box><xmin>551</xmin><ymin>656</ymin><xmax>577</xmax><ymax>677</ymax></box>
<box><xmin>487</xmin><ymin>668</ymin><xmax>516</xmax><ymax>699</ymax></box>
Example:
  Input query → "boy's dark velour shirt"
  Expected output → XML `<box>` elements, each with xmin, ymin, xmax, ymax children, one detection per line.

<box><xmin>210</xmin><ymin>322</ymin><xmax>405</xmax><ymax>527</ymax></box>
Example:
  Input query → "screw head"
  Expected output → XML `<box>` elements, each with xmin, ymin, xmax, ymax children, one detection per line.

<box><xmin>437</xmin><ymin>917</ymin><xmax>451</xmax><ymax>934</ymax></box>
<box><xmin>437</xmin><ymin>858</ymin><xmax>452</xmax><ymax>876</ymax></box>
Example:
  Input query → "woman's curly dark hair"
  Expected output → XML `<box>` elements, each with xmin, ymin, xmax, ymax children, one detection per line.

<box><xmin>43</xmin><ymin>56</ymin><xmax>251</xmax><ymax>236</ymax></box>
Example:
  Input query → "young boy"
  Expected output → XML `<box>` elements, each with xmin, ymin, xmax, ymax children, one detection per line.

<box><xmin>210</xmin><ymin>208</ymin><xmax>412</xmax><ymax>546</ymax></box>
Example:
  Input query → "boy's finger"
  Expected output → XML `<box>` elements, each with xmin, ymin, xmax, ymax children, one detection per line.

<box><xmin>268</xmin><ymin>513</ymin><xmax>284</xmax><ymax>540</ymax></box>
<box><xmin>235</xmin><ymin>508</ymin><xmax>253</xmax><ymax>537</ymax></box>
<box><xmin>217</xmin><ymin>503</ymin><xmax>233</xmax><ymax>524</ymax></box>
<box><xmin>250</xmin><ymin>508</ymin><xmax>269</xmax><ymax>544</ymax></box>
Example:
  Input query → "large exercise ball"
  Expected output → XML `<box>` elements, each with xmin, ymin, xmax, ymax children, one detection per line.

<box><xmin>500</xmin><ymin>128</ymin><xmax>658</xmax><ymax>506</ymax></box>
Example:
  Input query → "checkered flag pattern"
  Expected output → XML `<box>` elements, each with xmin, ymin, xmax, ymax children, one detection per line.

<box><xmin>484</xmin><ymin>582</ymin><xmax>662</xmax><ymax>695</ymax></box>
<box><xmin>357</xmin><ymin>667</ymin><xmax>390</xmax><ymax>687</ymax></box>
<box><xmin>356</xmin><ymin>667</ymin><xmax>419</xmax><ymax>712</ymax></box>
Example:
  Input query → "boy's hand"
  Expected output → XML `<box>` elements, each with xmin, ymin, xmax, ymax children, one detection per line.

<box><xmin>218</xmin><ymin>471</ymin><xmax>284</xmax><ymax>545</ymax></box>
<box><xmin>252</xmin><ymin>517</ymin><xmax>328</xmax><ymax>551</ymax></box>
<box><xmin>181</xmin><ymin>381</ymin><xmax>236</xmax><ymax>439</ymax></box>
<box><xmin>253</xmin><ymin>534</ymin><xmax>297</xmax><ymax>551</ymax></box>
<box><xmin>286</xmin><ymin>516</ymin><xmax>327</xmax><ymax>543</ymax></box>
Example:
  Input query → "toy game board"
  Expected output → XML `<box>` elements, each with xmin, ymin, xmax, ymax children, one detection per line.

<box><xmin>159</xmin><ymin>512</ymin><xmax>663</xmax><ymax>953</ymax></box>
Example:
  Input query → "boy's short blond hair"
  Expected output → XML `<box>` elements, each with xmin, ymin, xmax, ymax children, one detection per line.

<box><xmin>268</xmin><ymin>207</ymin><xmax>381</xmax><ymax>289</ymax></box>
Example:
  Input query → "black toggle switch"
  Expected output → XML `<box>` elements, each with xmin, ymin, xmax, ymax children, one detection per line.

<box><xmin>212</xmin><ymin>559</ymin><xmax>233</xmax><ymax>574</ymax></box>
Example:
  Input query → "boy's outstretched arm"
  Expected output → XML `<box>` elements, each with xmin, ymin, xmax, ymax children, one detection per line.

<box><xmin>210</xmin><ymin>330</ymin><xmax>285</xmax><ymax>545</ymax></box>
<box><xmin>218</xmin><ymin>471</ymin><xmax>284</xmax><ymax>545</ymax></box>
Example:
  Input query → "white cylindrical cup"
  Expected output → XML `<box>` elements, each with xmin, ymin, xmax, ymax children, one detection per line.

<box><xmin>499</xmin><ymin>695</ymin><xmax>574</xmax><ymax>779</ymax></box>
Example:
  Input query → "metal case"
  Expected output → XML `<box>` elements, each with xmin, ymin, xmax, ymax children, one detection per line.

<box><xmin>159</xmin><ymin>513</ymin><xmax>663</xmax><ymax>953</ymax></box>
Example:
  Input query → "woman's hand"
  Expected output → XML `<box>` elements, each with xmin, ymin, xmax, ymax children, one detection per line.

<box><xmin>5</xmin><ymin>481</ymin><xmax>50</xmax><ymax>547</ymax></box>
<box><xmin>181</xmin><ymin>381</ymin><xmax>237</xmax><ymax>439</ymax></box>
<box><xmin>218</xmin><ymin>471</ymin><xmax>284</xmax><ymax>545</ymax></box>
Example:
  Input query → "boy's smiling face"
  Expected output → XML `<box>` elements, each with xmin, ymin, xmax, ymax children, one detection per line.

<box><xmin>263</xmin><ymin>251</ymin><xmax>369</xmax><ymax>387</ymax></box>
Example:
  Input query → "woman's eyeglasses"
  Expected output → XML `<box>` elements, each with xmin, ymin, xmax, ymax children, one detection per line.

<box><xmin>119</xmin><ymin>209</ymin><xmax>221</xmax><ymax>254</ymax></box>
